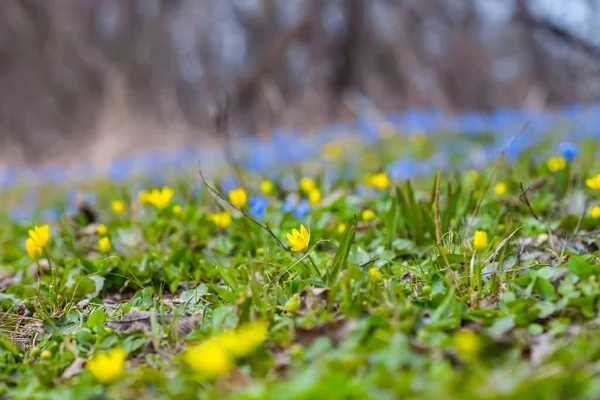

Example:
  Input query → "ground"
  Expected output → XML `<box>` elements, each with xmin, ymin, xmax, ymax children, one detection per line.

<box><xmin>1</xmin><ymin>124</ymin><xmax>600</xmax><ymax>399</ymax></box>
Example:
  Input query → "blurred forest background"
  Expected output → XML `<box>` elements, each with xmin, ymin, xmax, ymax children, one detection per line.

<box><xmin>1</xmin><ymin>0</ymin><xmax>600</xmax><ymax>166</ymax></box>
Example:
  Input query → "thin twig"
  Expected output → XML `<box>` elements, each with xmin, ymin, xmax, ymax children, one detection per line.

<box><xmin>518</xmin><ymin>182</ymin><xmax>541</xmax><ymax>222</ymax></box>
<box><xmin>199</xmin><ymin>166</ymin><xmax>291</xmax><ymax>254</ymax></box>
<box><xmin>519</xmin><ymin>182</ymin><xmax>559</xmax><ymax>243</ymax></box>
<box><xmin>358</xmin><ymin>257</ymin><xmax>380</xmax><ymax>269</ymax></box>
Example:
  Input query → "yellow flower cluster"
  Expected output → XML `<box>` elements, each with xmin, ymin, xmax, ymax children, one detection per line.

<box><xmin>260</xmin><ymin>180</ymin><xmax>274</xmax><ymax>195</ymax></box>
<box><xmin>586</xmin><ymin>174</ymin><xmax>600</xmax><ymax>190</ymax></box>
<box><xmin>229</xmin><ymin>188</ymin><xmax>248</xmax><ymax>208</ymax></box>
<box><xmin>473</xmin><ymin>230</ymin><xmax>488</xmax><ymax>251</ymax></box>
<box><xmin>547</xmin><ymin>156</ymin><xmax>566</xmax><ymax>172</ymax></box>
<box><xmin>86</xmin><ymin>348</ymin><xmax>127</xmax><ymax>383</ymax></box>
<box><xmin>454</xmin><ymin>329</ymin><xmax>480</xmax><ymax>360</ymax></box>
<box><xmin>321</xmin><ymin>142</ymin><xmax>343</xmax><ymax>161</ymax></box>
<box><xmin>97</xmin><ymin>224</ymin><xmax>108</xmax><ymax>236</ymax></box>
<box><xmin>98</xmin><ymin>237</ymin><xmax>112</xmax><ymax>253</ymax></box>
<box><xmin>146</xmin><ymin>187</ymin><xmax>174</xmax><ymax>210</ymax></box>
<box><xmin>184</xmin><ymin>321</ymin><xmax>268</xmax><ymax>379</ymax></box>
<box><xmin>591</xmin><ymin>206</ymin><xmax>600</xmax><ymax>219</ymax></box>
<box><xmin>308</xmin><ymin>188</ymin><xmax>321</xmax><ymax>205</ymax></box>
<box><xmin>299</xmin><ymin>177</ymin><xmax>315</xmax><ymax>193</ymax></box>
<box><xmin>362</xmin><ymin>209</ymin><xmax>376</xmax><ymax>222</ymax></box>
<box><xmin>365</xmin><ymin>172</ymin><xmax>390</xmax><ymax>191</ymax></box>
<box><xmin>209</xmin><ymin>211</ymin><xmax>232</xmax><ymax>229</ymax></box>
<box><xmin>25</xmin><ymin>224</ymin><xmax>50</xmax><ymax>259</ymax></box>
<box><xmin>286</xmin><ymin>224</ymin><xmax>310</xmax><ymax>252</ymax></box>
<box><xmin>368</xmin><ymin>267</ymin><xmax>382</xmax><ymax>282</ymax></box>
<box><xmin>111</xmin><ymin>200</ymin><xmax>126</xmax><ymax>215</ymax></box>
<box><xmin>495</xmin><ymin>182</ymin><xmax>507</xmax><ymax>196</ymax></box>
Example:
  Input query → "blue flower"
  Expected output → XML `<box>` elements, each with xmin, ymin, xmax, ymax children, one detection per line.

<box><xmin>39</xmin><ymin>165</ymin><xmax>67</xmax><ymax>185</ymax></box>
<box><xmin>248</xmin><ymin>195</ymin><xmax>269</xmax><ymax>220</ymax></box>
<box><xmin>9</xmin><ymin>206</ymin><xmax>32</xmax><ymax>224</ymax></box>
<box><xmin>0</xmin><ymin>168</ymin><xmax>19</xmax><ymax>189</ymax></box>
<box><xmin>559</xmin><ymin>142</ymin><xmax>579</xmax><ymax>161</ymax></box>
<box><xmin>387</xmin><ymin>159</ymin><xmax>416</xmax><ymax>181</ymax></box>
<box><xmin>282</xmin><ymin>198</ymin><xmax>296</xmax><ymax>213</ymax></box>
<box><xmin>41</xmin><ymin>207</ymin><xmax>61</xmax><ymax>222</ymax></box>
<box><xmin>23</xmin><ymin>189</ymin><xmax>39</xmax><ymax>209</ymax></box>
<box><xmin>108</xmin><ymin>159</ymin><xmax>132</xmax><ymax>181</ymax></box>
<box><xmin>294</xmin><ymin>199</ymin><xmax>310</xmax><ymax>220</ymax></box>
<box><xmin>220</xmin><ymin>175</ymin><xmax>239</xmax><ymax>193</ymax></box>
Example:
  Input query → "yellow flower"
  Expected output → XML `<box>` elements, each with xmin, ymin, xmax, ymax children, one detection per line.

<box><xmin>98</xmin><ymin>237</ymin><xmax>111</xmax><ymax>253</ymax></box>
<box><xmin>321</xmin><ymin>142</ymin><xmax>342</xmax><ymax>161</ymax></box>
<box><xmin>172</xmin><ymin>204</ymin><xmax>182</xmax><ymax>215</ymax></box>
<box><xmin>86</xmin><ymin>348</ymin><xmax>127</xmax><ymax>384</ymax></box>
<box><xmin>362</xmin><ymin>209</ymin><xmax>376</xmax><ymax>222</ymax></box>
<box><xmin>368</xmin><ymin>267</ymin><xmax>382</xmax><ymax>282</ymax></box>
<box><xmin>184</xmin><ymin>339</ymin><xmax>234</xmax><ymax>379</ymax></box>
<box><xmin>286</xmin><ymin>224</ymin><xmax>310</xmax><ymax>252</ymax></box>
<box><xmin>147</xmin><ymin>187</ymin><xmax>174</xmax><ymax>210</ymax></box>
<box><xmin>591</xmin><ymin>206</ymin><xmax>600</xmax><ymax>219</ymax></box>
<box><xmin>494</xmin><ymin>182</ymin><xmax>507</xmax><ymax>196</ymax></box>
<box><xmin>586</xmin><ymin>174</ymin><xmax>600</xmax><ymax>190</ymax></box>
<box><xmin>256</xmin><ymin>247</ymin><xmax>264</xmax><ymax>255</ymax></box>
<box><xmin>96</xmin><ymin>224</ymin><xmax>108</xmax><ymax>236</ymax></box>
<box><xmin>473</xmin><ymin>230</ymin><xmax>488</xmax><ymax>251</ymax></box>
<box><xmin>547</xmin><ymin>156</ymin><xmax>566</xmax><ymax>172</ymax></box>
<box><xmin>217</xmin><ymin>321</ymin><xmax>269</xmax><ymax>358</ymax></box>
<box><xmin>209</xmin><ymin>212</ymin><xmax>232</xmax><ymax>229</ymax></box>
<box><xmin>25</xmin><ymin>238</ymin><xmax>42</xmax><ymax>259</ymax></box>
<box><xmin>28</xmin><ymin>224</ymin><xmax>50</xmax><ymax>248</ymax></box>
<box><xmin>466</xmin><ymin>169</ymin><xmax>479</xmax><ymax>183</ymax></box>
<box><xmin>228</xmin><ymin>188</ymin><xmax>248</xmax><ymax>208</ymax></box>
<box><xmin>112</xmin><ymin>200</ymin><xmax>126</xmax><ymax>215</ymax></box>
<box><xmin>138</xmin><ymin>190</ymin><xmax>150</xmax><ymax>205</ymax></box>
<box><xmin>260</xmin><ymin>180</ymin><xmax>274</xmax><ymax>195</ymax></box>
<box><xmin>299</xmin><ymin>177</ymin><xmax>316</xmax><ymax>193</ymax></box>
<box><xmin>410</xmin><ymin>131</ymin><xmax>427</xmax><ymax>146</ymax></box>
<box><xmin>308</xmin><ymin>188</ymin><xmax>321</xmax><ymax>205</ymax></box>
<box><xmin>365</xmin><ymin>172</ymin><xmax>390</xmax><ymax>191</ymax></box>
<box><xmin>336</xmin><ymin>223</ymin><xmax>347</xmax><ymax>235</ymax></box>
<box><xmin>454</xmin><ymin>329</ymin><xmax>480</xmax><ymax>360</ymax></box>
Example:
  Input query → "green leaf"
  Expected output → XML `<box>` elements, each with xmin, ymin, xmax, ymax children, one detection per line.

<box><xmin>386</xmin><ymin>194</ymin><xmax>399</xmax><ymax>248</ymax></box>
<box><xmin>276</xmin><ymin>240</ymin><xmax>327</xmax><ymax>280</ymax></box>
<box><xmin>405</xmin><ymin>181</ymin><xmax>425</xmax><ymax>245</ymax></box>
<box><xmin>121</xmin><ymin>335</ymin><xmax>146</xmax><ymax>353</ymax></box>
<box><xmin>566</xmin><ymin>255</ymin><xmax>596</xmax><ymax>279</ymax></box>
<box><xmin>327</xmin><ymin>216</ymin><xmax>358</xmax><ymax>284</ymax></box>
<box><xmin>442</xmin><ymin>183</ymin><xmax>462</xmax><ymax>233</ymax></box>
<box><xmin>211</xmin><ymin>305</ymin><xmax>239</xmax><ymax>334</ymax></box>
<box><xmin>86</xmin><ymin>307</ymin><xmax>106</xmax><ymax>329</ymax></box>
<box><xmin>130</xmin><ymin>287</ymin><xmax>154</xmax><ymax>309</ymax></box>
<box><xmin>44</xmin><ymin>312</ymin><xmax>80</xmax><ymax>335</ymax></box>
<box><xmin>534</xmin><ymin>278</ymin><xmax>556</xmax><ymax>301</ymax></box>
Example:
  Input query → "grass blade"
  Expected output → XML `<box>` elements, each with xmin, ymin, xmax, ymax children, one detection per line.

<box><xmin>327</xmin><ymin>216</ymin><xmax>358</xmax><ymax>284</ymax></box>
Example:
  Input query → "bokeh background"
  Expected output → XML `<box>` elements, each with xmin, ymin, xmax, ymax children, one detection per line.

<box><xmin>1</xmin><ymin>0</ymin><xmax>599</xmax><ymax>166</ymax></box>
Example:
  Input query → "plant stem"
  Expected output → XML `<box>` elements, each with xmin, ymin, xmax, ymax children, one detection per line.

<box><xmin>307</xmin><ymin>254</ymin><xmax>320</xmax><ymax>277</ymax></box>
<box><xmin>36</xmin><ymin>259</ymin><xmax>44</xmax><ymax>278</ymax></box>
<box><xmin>44</xmin><ymin>248</ymin><xmax>52</xmax><ymax>272</ymax></box>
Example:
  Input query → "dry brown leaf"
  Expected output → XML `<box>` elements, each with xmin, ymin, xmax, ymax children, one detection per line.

<box><xmin>300</xmin><ymin>287</ymin><xmax>329</xmax><ymax>312</ymax></box>
<box><xmin>107</xmin><ymin>310</ymin><xmax>201</xmax><ymax>337</ymax></box>
<box><xmin>217</xmin><ymin>368</ymin><xmax>253</xmax><ymax>391</ymax></box>
<box><xmin>61</xmin><ymin>357</ymin><xmax>86</xmax><ymax>380</ymax></box>
<box><xmin>294</xmin><ymin>319</ymin><xmax>358</xmax><ymax>346</ymax></box>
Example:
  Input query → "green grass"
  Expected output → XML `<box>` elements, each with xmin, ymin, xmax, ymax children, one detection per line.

<box><xmin>2</xmin><ymin>132</ymin><xmax>600</xmax><ymax>399</ymax></box>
